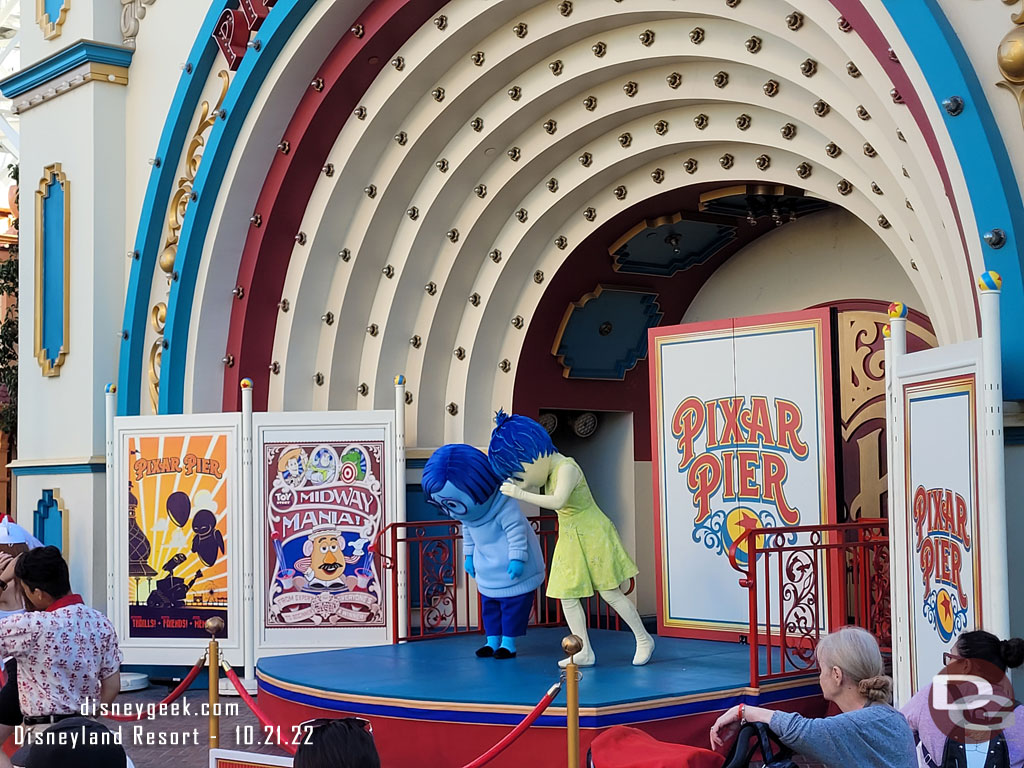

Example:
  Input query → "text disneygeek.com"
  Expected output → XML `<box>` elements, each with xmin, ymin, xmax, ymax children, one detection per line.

<box><xmin>80</xmin><ymin>698</ymin><xmax>240</xmax><ymax>720</ymax></box>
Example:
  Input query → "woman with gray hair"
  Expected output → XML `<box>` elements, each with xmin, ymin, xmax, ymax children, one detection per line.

<box><xmin>710</xmin><ymin>626</ymin><xmax>917</xmax><ymax>767</ymax></box>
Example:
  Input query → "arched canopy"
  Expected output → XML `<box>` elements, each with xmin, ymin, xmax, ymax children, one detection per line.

<box><xmin>118</xmin><ymin>0</ymin><xmax>1024</xmax><ymax>450</ymax></box>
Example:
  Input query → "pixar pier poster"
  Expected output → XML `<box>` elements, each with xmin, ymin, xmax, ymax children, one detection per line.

<box><xmin>649</xmin><ymin>310</ymin><xmax>838</xmax><ymax>639</ymax></box>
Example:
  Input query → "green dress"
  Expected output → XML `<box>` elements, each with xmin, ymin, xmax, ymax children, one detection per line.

<box><xmin>544</xmin><ymin>457</ymin><xmax>639</xmax><ymax>599</ymax></box>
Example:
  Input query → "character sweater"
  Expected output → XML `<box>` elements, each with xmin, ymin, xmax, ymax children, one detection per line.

<box><xmin>461</xmin><ymin>494</ymin><xmax>545</xmax><ymax>598</ymax></box>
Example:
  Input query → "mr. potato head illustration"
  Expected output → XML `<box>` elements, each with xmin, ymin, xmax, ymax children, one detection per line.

<box><xmin>301</xmin><ymin>524</ymin><xmax>362</xmax><ymax>590</ymax></box>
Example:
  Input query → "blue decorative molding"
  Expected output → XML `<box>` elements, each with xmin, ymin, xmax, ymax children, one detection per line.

<box><xmin>881</xmin><ymin>0</ymin><xmax>1024</xmax><ymax>398</ymax></box>
<box><xmin>11</xmin><ymin>462</ymin><xmax>105</xmax><ymax>477</ymax></box>
<box><xmin>33</xmin><ymin>490</ymin><xmax>63</xmax><ymax>550</ymax></box>
<box><xmin>34</xmin><ymin>164</ymin><xmax>69</xmax><ymax>377</ymax></box>
<box><xmin>0</xmin><ymin>41</ymin><xmax>133</xmax><ymax>98</ymax></box>
<box><xmin>35</xmin><ymin>0</ymin><xmax>70</xmax><ymax>40</ymax></box>
<box><xmin>554</xmin><ymin>287</ymin><xmax>664</xmax><ymax>380</ymax></box>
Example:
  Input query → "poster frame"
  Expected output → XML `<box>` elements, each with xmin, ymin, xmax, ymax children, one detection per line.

<box><xmin>648</xmin><ymin>309</ymin><xmax>839</xmax><ymax>640</ymax></box>
<box><xmin>111</xmin><ymin>413</ymin><xmax>244</xmax><ymax>666</ymax></box>
<box><xmin>252</xmin><ymin>410</ymin><xmax>396</xmax><ymax>658</ymax></box>
<box><xmin>895</xmin><ymin>344</ymin><xmax>984</xmax><ymax>696</ymax></box>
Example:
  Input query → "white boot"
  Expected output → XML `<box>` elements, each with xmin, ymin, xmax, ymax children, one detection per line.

<box><xmin>599</xmin><ymin>588</ymin><xmax>655</xmax><ymax>665</ymax></box>
<box><xmin>558</xmin><ymin>598</ymin><xmax>596</xmax><ymax>667</ymax></box>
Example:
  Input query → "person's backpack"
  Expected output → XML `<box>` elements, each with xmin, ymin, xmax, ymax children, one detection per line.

<box><xmin>585</xmin><ymin>725</ymin><xmax>724</xmax><ymax>768</ymax></box>
<box><xmin>721</xmin><ymin>722</ymin><xmax>797</xmax><ymax>768</ymax></box>
<box><xmin>920</xmin><ymin>731</ymin><xmax>1010</xmax><ymax>768</ymax></box>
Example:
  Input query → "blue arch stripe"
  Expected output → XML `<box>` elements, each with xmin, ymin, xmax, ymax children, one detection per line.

<box><xmin>880</xmin><ymin>0</ymin><xmax>1024</xmax><ymax>396</ymax></box>
<box><xmin>117</xmin><ymin>0</ymin><xmax>237</xmax><ymax>416</ymax></box>
<box><xmin>160</xmin><ymin>0</ymin><xmax>317</xmax><ymax>414</ymax></box>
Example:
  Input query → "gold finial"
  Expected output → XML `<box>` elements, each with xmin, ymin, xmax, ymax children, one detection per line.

<box><xmin>562</xmin><ymin>634</ymin><xmax>584</xmax><ymax>657</ymax></box>
<box><xmin>205</xmin><ymin>616</ymin><xmax>225</xmax><ymax>637</ymax></box>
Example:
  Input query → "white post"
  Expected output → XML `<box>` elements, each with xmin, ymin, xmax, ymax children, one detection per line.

<box><xmin>978</xmin><ymin>272</ymin><xmax>1010</xmax><ymax>639</ymax></box>
<box><xmin>105</xmin><ymin>384</ymin><xmax>117</xmax><ymax>620</ymax></box>
<box><xmin>886</xmin><ymin>306</ymin><xmax>910</xmax><ymax>705</ymax></box>
<box><xmin>394</xmin><ymin>375</ymin><xmax>408</xmax><ymax>643</ymax></box>
<box><xmin>240</xmin><ymin>379</ymin><xmax>256</xmax><ymax>685</ymax></box>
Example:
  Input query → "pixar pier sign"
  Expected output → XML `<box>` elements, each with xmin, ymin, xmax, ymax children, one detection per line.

<box><xmin>671</xmin><ymin>396</ymin><xmax>808</xmax><ymax>528</ymax></box>
<box><xmin>650</xmin><ymin>311</ymin><xmax>836</xmax><ymax>638</ymax></box>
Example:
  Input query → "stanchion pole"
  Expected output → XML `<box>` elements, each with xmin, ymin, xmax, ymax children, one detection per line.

<box><xmin>978</xmin><ymin>272</ymin><xmax>1010</xmax><ymax>639</ymax></box>
<box><xmin>240</xmin><ymin>378</ymin><xmax>256</xmax><ymax>684</ymax></box>
<box><xmin>562</xmin><ymin>635</ymin><xmax>582</xmax><ymax>768</ymax></box>
<box><xmin>104</xmin><ymin>384</ymin><xmax>117</xmax><ymax>620</ymax></box>
<box><xmin>206</xmin><ymin>617</ymin><xmax>225</xmax><ymax>749</ymax></box>
<box><xmin>394</xmin><ymin>375</ymin><xmax>408</xmax><ymax>642</ymax></box>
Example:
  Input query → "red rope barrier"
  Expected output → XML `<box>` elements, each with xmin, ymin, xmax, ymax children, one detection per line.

<box><xmin>459</xmin><ymin>681</ymin><xmax>562</xmax><ymax>768</ymax></box>
<box><xmin>222</xmin><ymin>663</ymin><xmax>298</xmax><ymax>756</ymax></box>
<box><xmin>104</xmin><ymin>655</ymin><xmax>207</xmax><ymax>722</ymax></box>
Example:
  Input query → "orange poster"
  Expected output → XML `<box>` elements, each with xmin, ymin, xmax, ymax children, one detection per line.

<box><xmin>126</xmin><ymin>432</ymin><xmax>229</xmax><ymax>638</ymax></box>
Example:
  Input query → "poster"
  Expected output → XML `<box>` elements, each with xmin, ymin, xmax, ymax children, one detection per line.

<box><xmin>649</xmin><ymin>310</ymin><xmax>837</xmax><ymax>638</ymax></box>
<box><xmin>903</xmin><ymin>374</ymin><xmax>981</xmax><ymax>690</ymax></box>
<box><xmin>126</xmin><ymin>432</ymin><xmax>230</xmax><ymax>639</ymax></box>
<box><xmin>264</xmin><ymin>441</ymin><xmax>385</xmax><ymax>628</ymax></box>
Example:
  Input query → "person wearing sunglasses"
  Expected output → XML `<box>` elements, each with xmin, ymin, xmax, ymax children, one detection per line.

<box><xmin>295</xmin><ymin>717</ymin><xmax>379</xmax><ymax>768</ymax></box>
<box><xmin>710</xmin><ymin>627</ymin><xmax>916</xmax><ymax>767</ymax></box>
<box><xmin>902</xmin><ymin>630</ymin><xmax>1024</xmax><ymax>767</ymax></box>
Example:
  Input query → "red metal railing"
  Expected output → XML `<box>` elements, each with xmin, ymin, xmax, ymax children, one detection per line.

<box><xmin>727</xmin><ymin>519</ymin><xmax>890</xmax><ymax>687</ymax></box>
<box><xmin>374</xmin><ymin>514</ymin><xmax>629</xmax><ymax>642</ymax></box>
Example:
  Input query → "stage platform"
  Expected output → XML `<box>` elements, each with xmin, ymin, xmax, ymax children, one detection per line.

<box><xmin>256</xmin><ymin>628</ymin><xmax>826</xmax><ymax>767</ymax></box>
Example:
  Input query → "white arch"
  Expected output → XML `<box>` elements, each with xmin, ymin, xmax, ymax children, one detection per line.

<box><xmin>177</xmin><ymin>0</ymin><xmax>982</xmax><ymax>449</ymax></box>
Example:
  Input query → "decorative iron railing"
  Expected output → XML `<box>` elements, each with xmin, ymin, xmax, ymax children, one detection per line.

<box><xmin>375</xmin><ymin>514</ymin><xmax>629</xmax><ymax>642</ymax></box>
<box><xmin>727</xmin><ymin>519</ymin><xmax>890</xmax><ymax>686</ymax></box>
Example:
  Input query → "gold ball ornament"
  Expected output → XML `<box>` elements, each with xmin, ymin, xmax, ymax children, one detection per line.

<box><xmin>998</xmin><ymin>27</ymin><xmax>1024</xmax><ymax>84</ymax></box>
<box><xmin>205</xmin><ymin>616</ymin><xmax>226</xmax><ymax>637</ymax></box>
<box><xmin>562</xmin><ymin>634</ymin><xmax>584</xmax><ymax>657</ymax></box>
<box><xmin>158</xmin><ymin>245</ymin><xmax>177</xmax><ymax>273</ymax></box>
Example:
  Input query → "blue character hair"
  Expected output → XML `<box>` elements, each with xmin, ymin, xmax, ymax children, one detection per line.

<box><xmin>487</xmin><ymin>409</ymin><xmax>557</xmax><ymax>480</ymax></box>
<box><xmin>422</xmin><ymin>444</ymin><xmax>501</xmax><ymax>505</ymax></box>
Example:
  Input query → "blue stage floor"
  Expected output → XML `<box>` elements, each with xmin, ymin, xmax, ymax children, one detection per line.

<box><xmin>257</xmin><ymin>628</ymin><xmax>811</xmax><ymax>711</ymax></box>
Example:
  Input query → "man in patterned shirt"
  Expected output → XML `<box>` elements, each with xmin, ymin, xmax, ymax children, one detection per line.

<box><xmin>0</xmin><ymin>546</ymin><xmax>122</xmax><ymax>768</ymax></box>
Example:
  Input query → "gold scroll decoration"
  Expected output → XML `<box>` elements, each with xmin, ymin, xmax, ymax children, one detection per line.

<box><xmin>148</xmin><ymin>70</ymin><xmax>230</xmax><ymax>413</ymax></box>
<box><xmin>838</xmin><ymin>310</ymin><xmax>936</xmax><ymax>520</ymax></box>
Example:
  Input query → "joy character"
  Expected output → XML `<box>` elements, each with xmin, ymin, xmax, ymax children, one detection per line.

<box><xmin>191</xmin><ymin>509</ymin><xmax>226</xmax><ymax>567</ymax></box>
<box><xmin>303</xmin><ymin>525</ymin><xmax>346</xmax><ymax>589</ymax></box>
<box><xmin>423</xmin><ymin>444</ymin><xmax>545</xmax><ymax>659</ymax></box>
<box><xmin>488</xmin><ymin>410</ymin><xmax>654</xmax><ymax>667</ymax></box>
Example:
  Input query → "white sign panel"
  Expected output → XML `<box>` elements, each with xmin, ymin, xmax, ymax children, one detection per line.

<box><xmin>902</xmin><ymin>371</ymin><xmax>982</xmax><ymax>691</ymax></box>
<box><xmin>649</xmin><ymin>310</ymin><xmax>837</xmax><ymax>638</ymax></box>
<box><xmin>254</xmin><ymin>411</ymin><xmax>396</xmax><ymax>657</ymax></box>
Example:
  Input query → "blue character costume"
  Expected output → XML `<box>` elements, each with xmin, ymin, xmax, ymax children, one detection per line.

<box><xmin>488</xmin><ymin>410</ymin><xmax>654</xmax><ymax>667</ymax></box>
<box><xmin>422</xmin><ymin>444</ymin><xmax>545</xmax><ymax>659</ymax></box>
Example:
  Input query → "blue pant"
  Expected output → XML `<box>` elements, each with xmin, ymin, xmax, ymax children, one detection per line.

<box><xmin>481</xmin><ymin>591</ymin><xmax>535</xmax><ymax>638</ymax></box>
